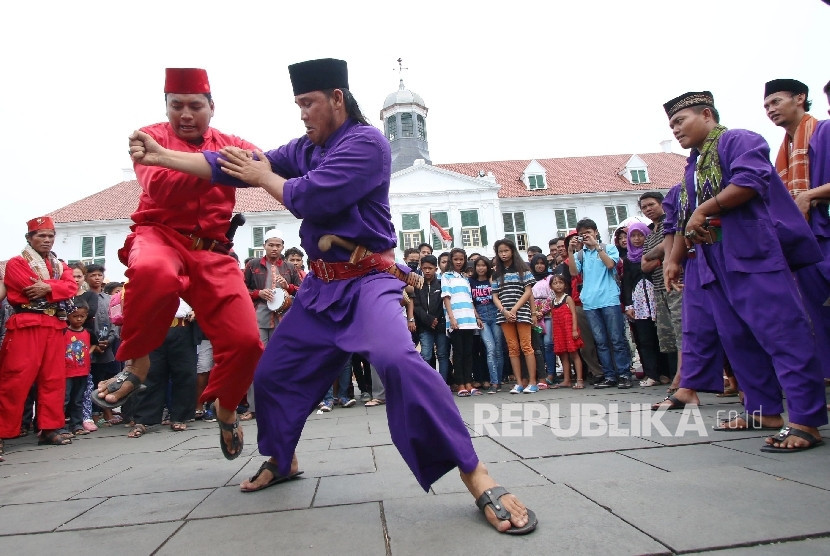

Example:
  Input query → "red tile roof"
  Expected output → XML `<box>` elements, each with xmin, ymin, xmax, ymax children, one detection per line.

<box><xmin>436</xmin><ymin>152</ymin><xmax>687</xmax><ymax>197</ymax></box>
<box><xmin>50</xmin><ymin>180</ymin><xmax>287</xmax><ymax>223</ymax></box>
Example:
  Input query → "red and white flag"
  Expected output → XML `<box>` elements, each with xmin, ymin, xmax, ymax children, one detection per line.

<box><xmin>430</xmin><ymin>218</ymin><xmax>452</xmax><ymax>247</ymax></box>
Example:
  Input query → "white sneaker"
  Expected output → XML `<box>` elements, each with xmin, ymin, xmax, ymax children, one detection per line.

<box><xmin>639</xmin><ymin>378</ymin><xmax>658</xmax><ymax>387</ymax></box>
<box><xmin>509</xmin><ymin>385</ymin><xmax>524</xmax><ymax>394</ymax></box>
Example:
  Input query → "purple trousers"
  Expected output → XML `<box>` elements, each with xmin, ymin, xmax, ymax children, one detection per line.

<box><xmin>253</xmin><ymin>271</ymin><xmax>479</xmax><ymax>490</ymax></box>
<box><xmin>680</xmin><ymin>243</ymin><xmax>827</xmax><ymax>427</ymax></box>
<box><xmin>795</xmin><ymin>237</ymin><xmax>830</xmax><ymax>380</ymax></box>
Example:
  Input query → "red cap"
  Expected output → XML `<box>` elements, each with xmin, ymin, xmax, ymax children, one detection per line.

<box><xmin>164</xmin><ymin>68</ymin><xmax>210</xmax><ymax>94</ymax></box>
<box><xmin>27</xmin><ymin>216</ymin><xmax>55</xmax><ymax>232</ymax></box>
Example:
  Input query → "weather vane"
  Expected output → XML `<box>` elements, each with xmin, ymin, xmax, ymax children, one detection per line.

<box><xmin>395</xmin><ymin>57</ymin><xmax>408</xmax><ymax>77</ymax></box>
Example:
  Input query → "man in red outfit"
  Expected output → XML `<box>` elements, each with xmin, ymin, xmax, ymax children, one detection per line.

<box><xmin>94</xmin><ymin>68</ymin><xmax>263</xmax><ymax>460</ymax></box>
<box><xmin>0</xmin><ymin>216</ymin><xmax>78</xmax><ymax>452</ymax></box>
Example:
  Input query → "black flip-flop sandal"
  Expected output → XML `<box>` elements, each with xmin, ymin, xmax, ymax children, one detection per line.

<box><xmin>651</xmin><ymin>394</ymin><xmax>686</xmax><ymax>411</ymax></box>
<box><xmin>476</xmin><ymin>486</ymin><xmax>538</xmax><ymax>535</ymax></box>
<box><xmin>91</xmin><ymin>369</ymin><xmax>146</xmax><ymax>410</ymax></box>
<box><xmin>241</xmin><ymin>460</ymin><xmax>304</xmax><ymax>493</ymax></box>
<box><xmin>761</xmin><ymin>426</ymin><xmax>824</xmax><ymax>453</ymax></box>
<box><xmin>218</xmin><ymin>415</ymin><xmax>243</xmax><ymax>460</ymax></box>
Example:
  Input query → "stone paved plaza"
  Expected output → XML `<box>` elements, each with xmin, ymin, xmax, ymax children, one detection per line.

<box><xmin>2</xmin><ymin>385</ymin><xmax>829</xmax><ymax>555</ymax></box>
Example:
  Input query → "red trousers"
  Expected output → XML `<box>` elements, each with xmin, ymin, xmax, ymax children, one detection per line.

<box><xmin>117</xmin><ymin>225</ymin><xmax>262</xmax><ymax>411</ymax></box>
<box><xmin>0</xmin><ymin>317</ymin><xmax>67</xmax><ymax>436</ymax></box>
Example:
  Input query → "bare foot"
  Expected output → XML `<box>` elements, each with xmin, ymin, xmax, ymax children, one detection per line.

<box><xmin>460</xmin><ymin>462</ymin><xmax>531</xmax><ymax>532</ymax></box>
<box><xmin>764</xmin><ymin>424</ymin><xmax>822</xmax><ymax>450</ymax></box>
<box><xmin>717</xmin><ymin>413</ymin><xmax>783</xmax><ymax>430</ymax></box>
<box><xmin>96</xmin><ymin>355</ymin><xmax>150</xmax><ymax>404</ymax></box>
<box><xmin>240</xmin><ymin>454</ymin><xmax>300</xmax><ymax>492</ymax></box>
<box><xmin>652</xmin><ymin>387</ymin><xmax>699</xmax><ymax>410</ymax></box>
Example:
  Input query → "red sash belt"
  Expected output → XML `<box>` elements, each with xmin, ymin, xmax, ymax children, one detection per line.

<box><xmin>309</xmin><ymin>249</ymin><xmax>398</xmax><ymax>283</ymax></box>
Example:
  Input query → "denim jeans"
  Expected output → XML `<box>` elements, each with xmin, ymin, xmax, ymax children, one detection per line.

<box><xmin>323</xmin><ymin>360</ymin><xmax>354</xmax><ymax>404</ymax></box>
<box><xmin>476</xmin><ymin>303</ymin><xmax>505</xmax><ymax>385</ymax></box>
<box><xmin>585</xmin><ymin>305</ymin><xmax>631</xmax><ymax>381</ymax></box>
<box><xmin>542</xmin><ymin>316</ymin><xmax>556</xmax><ymax>376</ymax></box>
<box><xmin>419</xmin><ymin>328</ymin><xmax>450</xmax><ymax>382</ymax></box>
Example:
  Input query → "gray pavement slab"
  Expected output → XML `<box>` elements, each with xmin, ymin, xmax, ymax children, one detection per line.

<box><xmin>1</xmin><ymin>523</ymin><xmax>181</xmax><ymax>555</ymax></box>
<box><xmin>384</xmin><ymin>485</ymin><xmax>668</xmax><ymax>555</ymax></box>
<box><xmin>188</xmin><ymin>479</ymin><xmax>317</xmax><ymax>519</ymax></box>
<box><xmin>524</xmin><ymin>451</ymin><xmax>667</xmax><ymax>483</ymax></box>
<box><xmin>59</xmin><ymin>489</ymin><xmax>212</xmax><ymax>530</ymax></box>
<box><xmin>569</xmin><ymin>465</ymin><xmax>830</xmax><ymax>552</ymax></box>
<box><xmin>157</xmin><ymin>503</ymin><xmax>387</xmax><ymax>555</ymax></box>
<box><xmin>0</xmin><ymin>498</ymin><xmax>104</xmax><ymax>535</ymax></box>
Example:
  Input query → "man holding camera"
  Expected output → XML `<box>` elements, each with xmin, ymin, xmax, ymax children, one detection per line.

<box><xmin>568</xmin><ymin>218</ymin><xmax>632</xmax><ymax>388</ymax></box>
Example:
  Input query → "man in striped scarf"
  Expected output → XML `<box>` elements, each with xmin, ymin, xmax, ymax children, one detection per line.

<box><xmin>763</xmin><ymin>78</ymin><xmax>830</xmax><ymax>382</ymax></box>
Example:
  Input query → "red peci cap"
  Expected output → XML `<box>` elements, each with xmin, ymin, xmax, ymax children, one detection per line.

<box><xmin>27</xmin><ymin>216</ymin><xmax>55</xmax><ymax>232</ymax></box>
<box><xmin>164</xmin><ymin>68</ymin><xmax>210</xmax><ymax>94</ymax></box>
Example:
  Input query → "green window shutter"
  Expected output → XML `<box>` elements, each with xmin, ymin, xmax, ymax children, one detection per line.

<box><xmin>460</xmin><ymin>210</ymin><xmax>478</xmax><ymax>227</ymax></box>
<box><xmin>630</xmin><ymin>170</ymin><xmax>639</xmax><ymax>184</ymax></box>
<box><xmin>566</xmin><ymin>209</ymin><xmax>577</xmax><ymax>228</ymax></box>
<box><xmin>554</xmin><ymin>210</ymin><xmax>566</xmax><ymax>231</ymax></box>
<box><xmin>94</xmin><ymin>236</ymin><xmax>106</xmax><ymax>257</ymax></box>
<box><xmin>538</xmin><ymin>175</ymin><xmax>545</xmax><ymax>187</ymax></box>
<box><xmin>398</xmin><ymin>231</ymin><xmax>404</xmax><ymax>248</ymax></box>
<box><xmin>419</xmin><ymin>230</ymin><xmax>425</xmax><ymax>243</ymax></box>
<box><xmin>480</xmin><ymin>225</ymin><xmax>488</xmax><ymax>246</ymax></box>
<box><xmin>81</xmin><ymin>236</ymin><xmax>93</xmax><ymax>258</ymax></box>
<box><xmin>248</xmin><ymin>248</ymin><xmax>256</xmax><ymax>258</ymax></box>
<box><xmin>402</xmin><ymin>213</ymin><xmax>420</xmax><ymax>230</ymax></box>
<box><xmin>514</xmin><ymin>212</ymin><xmax>526</xmax><ymax>231</ymax></box>
<box><xmin>502</xmin><ymin>212</ymin><xmax>514</xmax><ymax>232</ymax></box>
<box><xmin>618</xmin><ymin>205</ymin><xmax>628</xmax><ymax>221</ymax></box>
<box><xmin>448</xmin><ymin>228</ymin><xmax>454</xmax><ymax>243</ymax></box>
<box><xmin>253</xmin><ymin>227</ymin><xmax>264</xmax><ymax>246</ymax></box>
<box><xmin>605</xmin><ymin>206</ymin><xmax>617</xmax><ymax>226</ymax></box>
<box><xmin>431</xmin><ymin>211</ymin><xmax>449</xmax><ymax>228</ymax></box>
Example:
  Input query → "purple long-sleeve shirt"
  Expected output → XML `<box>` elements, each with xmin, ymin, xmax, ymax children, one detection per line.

<box><xmin>662</xmin><ymin>183</ymin><xmax>681</xmax><ymax>236</ymax></box>
<box><xmin>680</xmin><ymin>129</ymin><xmax>820</xmax><ymax>282</ymax></box>
<box><xmin>204</xmin><ymin>119</ymin><xmax>395</xmax><ymax>262</ymax></box>
<box><xmin>808</xmin><ymin>120</ymin><xmax>830</xmax><ymax>240</ymax></box>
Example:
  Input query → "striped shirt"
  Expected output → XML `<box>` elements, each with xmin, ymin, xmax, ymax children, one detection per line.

<box><xmin>441</xmin><ymin>271</ymin><xmax>478</xmax><ymax>331</ymax></box>
<box><xmin>642</xmin><ymin>216</ymin><xmax>666</xmax><ymax>293</ymax></box>
<box><xmin>492</xmin><ymin>268</ymin><xmax>535</xmax><ymax>324</ymax></box>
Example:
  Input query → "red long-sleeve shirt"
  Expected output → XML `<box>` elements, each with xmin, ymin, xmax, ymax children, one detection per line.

<box><xmin>3</xmin><ymin>255</ymin><xmax>77</xmax><ymax>329</ymax></box>
<box><xmin>132</xmin><ymin>122</ymin><xmax>258</xmax><ymax>242</ymax></box>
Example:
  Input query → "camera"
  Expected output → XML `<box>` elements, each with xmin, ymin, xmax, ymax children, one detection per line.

<box><xmin>576</xmin><ymin>235</ymin><xmax>584</xmax><ymax>242</ymax></box>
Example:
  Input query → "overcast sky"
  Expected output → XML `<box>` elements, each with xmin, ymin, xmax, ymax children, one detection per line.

<box><xmin>1</xmin><ymin>0</ymin><xmax>827</xmax><ymax>260</ymax></box>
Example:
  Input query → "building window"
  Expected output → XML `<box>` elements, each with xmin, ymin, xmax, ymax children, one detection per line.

<box><xmin>630</xmin><ymin>169</ymin><xmax>648</xmax><ymax>184</ymax></box>
<box><xmin>386</xmin><ymin>115</ymin><xmax>397</xmax><ymax>141</ymax></box>
<box><xmin>554</xmin><ymin>208</ymin><xmax>577</xmax><ymax>238</ymax></box>
<box><xmin>417</xmin><ymin>115</ymin><xmax>426</xmax><ymax>140</ymax></box>
<box><xmin>252</xmin><ymin>226</ymin><xmax>275</xmax><ymax>246</ymax></box>
<box><xmin>527</xmin><ymin>174</ymin><xmax>546</xmax><ymax>190</ymax></box>
<box><xmin>502</xmin><ymin>212</ymin><xmax>528</xmax><ymax>251</ymax></box>
<box><xmin>80</xmin><ymin>235</ymin><xmax>106</xmax><ymax>266</ymax></box>
<box><xmin>430</xmin><ymin>211</ymin><xmax>450</xmax><ymax>250</ymax></box>
<box><xmin>605</xmin><ymin>205</ymin><xmax>629</xmax><ymax>239</ymax></box>
<box><xmin>399</xmin><ymin>213</ymin><xmax>423</xmax><ymax>250</ymax></box>
<box><xmin>249</xmin><ymin>226</ymin><xmax>276</xmax><ymax>258</ymax></box>
<box><xmin>460</xmin><ymin>209</ymin><xmax>486</xmax><ymax>248</ymax></box>
<box><xmin>400</xmin><ymin>113</ymin><xmax>414</xmax><ymax>138</ymax></box>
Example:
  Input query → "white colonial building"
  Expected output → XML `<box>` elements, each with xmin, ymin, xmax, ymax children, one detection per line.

<box><xmin>47</xmin><ymin>79</ymin><xmax>685</xmax><ymax>281</ymax></box>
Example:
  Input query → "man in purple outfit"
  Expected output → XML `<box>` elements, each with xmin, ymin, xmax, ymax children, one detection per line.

<box><xmin>658</xmin><ymin>91</ymin><xmax>827</xmax><ymax>452</ymax></box>
<box><xmin>128</xmin><ymin>58</ymin><xmax>537</xmax><ymax>534</ymax></box>
<box><xmin>763</xmin><ymin>78</ymin><xmax>830</xmax><ymax>381</ymax></box>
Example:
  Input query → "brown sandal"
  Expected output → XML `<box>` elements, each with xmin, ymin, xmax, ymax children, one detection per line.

<box><xmin>38</xmin><ymin>430</ymin><xmax>72</xmax><ymax>446</ymax></box>
<box><xmin>127</xmin><ymin>424</ymin><xmax>147</xmax><ymax>438</ymax></box>
<box><xmin>170</xmin><ymin>422</ymin><xmax>187</xmax><ymax>432</ymax></box>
